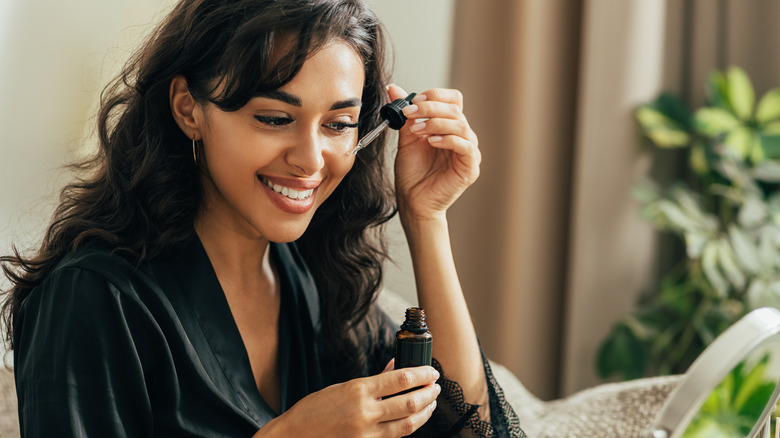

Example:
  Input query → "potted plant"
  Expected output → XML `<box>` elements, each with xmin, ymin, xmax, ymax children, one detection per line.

<box><xmin>597</xmin><ymin>67</ymin><xmax>780</xmax><ymax>381</ymax></box>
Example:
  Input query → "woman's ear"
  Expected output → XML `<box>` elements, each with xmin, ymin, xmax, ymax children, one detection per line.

<box><xmin>170</xmin><ymin>75</ymin><xmax>203</xmax><ymax>140</ymax></box>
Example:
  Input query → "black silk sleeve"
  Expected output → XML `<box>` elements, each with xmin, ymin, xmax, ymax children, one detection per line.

<box><xmin>370</xmin><ymin>309</ymin><xmax>525</xmax><ymax>437</ymax></box>
<box><xmin>14</xmin><ymin>267</ymin><xmax>155</xmax><ymax>437</ymax></box>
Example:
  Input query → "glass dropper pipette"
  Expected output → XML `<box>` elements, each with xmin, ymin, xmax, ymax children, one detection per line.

<box><xmin>350</xmin><ymin>92</ymin><xmax>417</xmax><ymax>155</ymax></box>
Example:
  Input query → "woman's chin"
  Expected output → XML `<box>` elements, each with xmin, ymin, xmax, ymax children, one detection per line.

<box><xmin>262</xmin><ymin>223</ymin><xmax>310</xmax><ymax>244</ymax></box>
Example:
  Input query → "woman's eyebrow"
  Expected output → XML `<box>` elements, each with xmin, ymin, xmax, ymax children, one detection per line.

<box><xmin>254</xmin><ymin>91</ymin><xmax>361</xmax><ymax>110</ymax></box>
<box><xmin>330</xmin><ymin>97</ymin><xmax>362</xmax><ymax>110</ymax></box>
<box><xmin>256</xmin><ymin>90</ymin><xmax>302</xmax><ymax>106</ymax></box>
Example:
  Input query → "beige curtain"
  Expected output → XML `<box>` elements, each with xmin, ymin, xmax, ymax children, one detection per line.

<box><xmin>448</xmin><ymin>0</ymin><xmax>582</xmax><ymax>402</ymax></box>
<box><xmin>449</xmin><ymin>0</ymin><xmax>780</xmax><ymax>400</ymax></box>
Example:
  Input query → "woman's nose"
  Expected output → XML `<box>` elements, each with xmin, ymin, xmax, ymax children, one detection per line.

<box><xmin>285</xmin><ymin>126</ymin><xmax>326</xmax><ymax>176</ymax></box>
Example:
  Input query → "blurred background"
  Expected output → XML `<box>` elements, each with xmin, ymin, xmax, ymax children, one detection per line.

<box><xmin>3</xmin><ymin>0</ymin><xmax>780</xmax><ymax>403</ymax></box>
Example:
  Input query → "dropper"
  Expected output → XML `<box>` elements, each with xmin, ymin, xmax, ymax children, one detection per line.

<box><xmin>350</xmin><ymin>92</ymin><xmax>417</xmax><ymax>155</ymax></box>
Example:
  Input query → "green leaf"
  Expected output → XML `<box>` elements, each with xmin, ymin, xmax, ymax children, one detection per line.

<box><xmin>720</xmin><ymin>370</ymin><xmax>736</xmax><ymax>408</ymax></box>
<box><xmin>729</xmin><ymin>225</ymin><xmax>761</xmax><ymax>274</ymax></box>
<box><xmin>652</xmin><ymin>93</ymin><xmax>692</xmax><ymax>126</ymax></box>
<box><xmin>685</xmin><ymin>231</ymin><xmax>708</xmax><ymax>258</ymax></box>
<box><xmin>746</xmin><ymin>280</ymin><xmax>767</xmax><ymax>309</ymax></box>
<box><xmin>694</xmin><ymin>107</ymin><xmax>741</xmax><ymax>136</ymax></box>
<box><xmin>636</xmin><ymin>106</ymin><xmax>691</xmax><ymax>148</ymax></box>
<box><xmin>751</xmin><ymin>133</ymin><xmax>766</xmax><ymax>163</ymax></box>
<box><xmin>751</xmin><ymin>160</ymin><xmax>780</xmax><ymax>183</ymax></box>
<box><xmin>728</xmin><ymin>67</ymin><xmax>755</xmax><ymax>120</ymax></box>
<box><xmin>769</xmin><ymin>195</ymin><xmax>780</xmax><ymax>226</ymax></box>
<box><xmin>636</xmin><ymin>105</ymin><xmax>670</xmax><ymax>127</ymax></box>
<box><xmin>702</xmin><ymin>242</ymin><xmax>729</xmax><ymax>297</ymax></box>
<box><xmin>708</xmin><ymin>70</ymin><xmax>732</xmax><ymax>112</ymax></box>
<box><xmin>723</xmin><ymin>126</ymin><xmax>753</xmax><ymax>160</ymax></box>
<box><xmin>596</xmin><ymin>323</ymin><xmax>647</xmax><ymax>380</ymax></box>
<box><xmin>685</xmin><ymin>417</ymin><xmax>740</xmax><ymax>437</ymax></box>
<box><xmin>746</xmin><ymin>280</ymin><xmax>780</xmax><ymax>309</ymax></box>
<box><xmin>656</xmin><ymin>199</ymin><xmax>701</xmax><ymax>232</ymax></box>
<box><xmin>756</xmin><ymin>88</ymin><xmax>780</xmax><ymax>124</ymax></box>
<box><xmin>699</xmin><ymin>383</ymin><xmax>722</xmax><ymax>414</ymax></box>
<box><xmin>717</xmin><ymin>239</ymin><xmax>746</xmax><ymax>291</ymax></box>
<box><xmin>737</xmin><ymin>197</ymin><xmax>768</xmax><ymax>228</ymax></box>
<box><xmin>690</xmin><ymin>141</ymin><xmax>709</xmax><ymax>174</ymax></box>
<box><xmin>737</xmin><ymin>381</ymin><xmax>775</xmax><ymax>420</ymax></box>
<box><xmin>714</xmin><ymin>156</ymin><xmax>747</xmax><ymax>185</ymax></box>
<box><xmin>673</xmin><ymin>187</ymin><xmax>717</xmax><ymax>231</ymax></box>
<box><xmin>658</xmin><ymin>280</ymin><xmax>695</xmax><ymax>315</ymax></box>
<box><xmin>762</xmin><ymin>121</ymin><xmax>780</xmax><ymax>135</ymax></box>
<box><xmin>647</xmin><ymin>129</ymin><xmax>690</xmax><ymax>148</ymax></box>
<box><xmin>734</xmin><ymin>356</ymin><xmax>773</xmax><ymax>415</ymax></box>
<box><xmin>735</xmin><ymin>356</ymin><xmax>768</xmax><ymax>402</ymax></box>
<box><xmin>759</xmin><ymin>134</ymin><xmax>780</xmax><ymax>160</ymax></box>
<box><xmin>758</xmin><ymin>226</ymin><xmax>779</xmax><ymax>272</ymax></box>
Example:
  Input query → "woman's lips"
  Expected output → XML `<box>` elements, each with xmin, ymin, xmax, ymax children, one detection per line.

<box><xmin>258</xmin><ymin>175</ymin><xmax>319</xmax><ymax>214</ymax></box>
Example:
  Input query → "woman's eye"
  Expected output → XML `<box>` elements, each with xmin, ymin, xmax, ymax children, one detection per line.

<box><xmin>325</xmin><ymin>122</ymin><xmax>359</xmax><ymax>133</ymax></box>
<box><xmin>254</xmin><ymin>115</ymin><xmax>294</xmax><ymax>126</ymax></box>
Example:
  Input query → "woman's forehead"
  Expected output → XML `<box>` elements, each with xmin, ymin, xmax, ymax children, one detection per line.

<box><xmin>263</xmin><ymin>41</ymin><xmax>365</xmax><ymax>108</ymax></box>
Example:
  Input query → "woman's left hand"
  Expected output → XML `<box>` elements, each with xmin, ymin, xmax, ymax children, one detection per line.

<box><xmin>390</xmin><ymin>85</ymin><xmax>480</xmax><ymax>223</ymax></box>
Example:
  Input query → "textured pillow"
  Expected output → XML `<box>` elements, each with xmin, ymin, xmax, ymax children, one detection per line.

<box><xmin>0</xmin><ymin>368</ymin><xmax>19</xmax><ymax>436</ymax></box>
<box><xmin>495</xmin><ymin>365</ymin><xmax>680</xmax><ymax>437</ymax></box>
<box><xmin>377</xmin><ymin>289</ymin><xmax>681</xmax><ymax>437</ymax></box>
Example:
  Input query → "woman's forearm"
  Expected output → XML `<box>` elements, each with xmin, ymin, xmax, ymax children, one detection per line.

<box><xmin>402</xmin><ymin>214</ymin><xmax>486</xmax><ymax>402</ymax></box>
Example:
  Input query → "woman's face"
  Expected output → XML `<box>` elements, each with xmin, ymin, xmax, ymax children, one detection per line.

<box><xmin>196</xmin><ymin>41</ymin><xmax>364</xmax><ymax>243</ymax></box>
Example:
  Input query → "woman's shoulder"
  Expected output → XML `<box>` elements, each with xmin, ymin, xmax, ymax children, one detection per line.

<box><xmin>55</xmin><ymin>239</ymin><xmax>134</xmax><ymax>270</ymax></box>
<box><xmin>27</xmin><ymin>240</ymin><xmax>156</xmax><ymax>311</ymax></box>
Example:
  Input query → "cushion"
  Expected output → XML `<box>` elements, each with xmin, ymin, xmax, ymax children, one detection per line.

<box><xmin>376</xmin><ymin>289</ymin><xmax>681</xmax><ymax>437</ymax></box>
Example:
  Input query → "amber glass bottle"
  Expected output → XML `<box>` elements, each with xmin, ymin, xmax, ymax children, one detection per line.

<box><xmin>395</xmin><ymin>307</ymin><xmax>433</xmax><ymax>369</ymax></box>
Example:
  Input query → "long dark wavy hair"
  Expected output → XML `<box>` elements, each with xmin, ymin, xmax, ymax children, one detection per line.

<box><xmin>1</xmin><ymin>0</ymin><xmax>396</xmax><ymax>379</ymax></box>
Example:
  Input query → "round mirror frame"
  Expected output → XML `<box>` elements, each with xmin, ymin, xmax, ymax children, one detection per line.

<box><xmin>644</xmin><ymin>307</ymin><xmax>780</xmax><ymax>438</ymax></box>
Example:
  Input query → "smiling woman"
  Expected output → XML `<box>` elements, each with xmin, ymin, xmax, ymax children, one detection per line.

<box><xmin>1</xmin><ymin>0</ymin><xmax>523</xmax><ymax>437</ymax></box>
<box><xmin>176</xmin><ymin>42</ymin><xmax>363</xmax><ymax>243</ymax></box>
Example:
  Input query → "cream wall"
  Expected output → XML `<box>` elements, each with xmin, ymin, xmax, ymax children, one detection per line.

<box><xmin>0</xmin><ymin>1</ymin><xmax>454</xmax><ymax>306</ymax></box>
<box><xmin>0</xmin><ymin>0</ymin><xmax>174</xmax><ymax>290</ymax></box>
<box><xmin>365</xmin><ymin>0</ymin><xmax>455</xmax><ymax>304</ymax></box>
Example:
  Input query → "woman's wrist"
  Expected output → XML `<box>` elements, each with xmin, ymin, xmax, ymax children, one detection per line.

<box><xmin>398</xmin><ymin>202</ymin><xmax>448</xmax><ymax>232</ymax></box>
<box><xmin>400</xmin><ymin>211</ymin><xmax>448</xmax><ymax>242</ymax></box>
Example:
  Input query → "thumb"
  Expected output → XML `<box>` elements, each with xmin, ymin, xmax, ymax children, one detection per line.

<box><xmin>386</xmin><ymin>83</ymin><xmax>409</xmax><ymax>101</ymax></box>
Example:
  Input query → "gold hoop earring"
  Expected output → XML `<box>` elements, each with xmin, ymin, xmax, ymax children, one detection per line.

<box><xmin>192</xmin><ymin>136</ymin><xmax>198</xmax><ymax>165</ymax></box>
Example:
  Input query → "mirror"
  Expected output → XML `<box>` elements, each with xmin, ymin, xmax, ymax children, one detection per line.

<box><xmin>682</xmin><ymin>344</ymin><xmax>780</xmax><ymax>437</ymax></box>
<box><xmin>644</xmin><ymin>307</ymin><xmax>780</xmax><ymax>438</ymax></box>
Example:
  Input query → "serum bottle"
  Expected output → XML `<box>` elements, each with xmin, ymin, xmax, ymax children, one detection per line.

<box><xmin>395</xmin><ymin>307</ymin><xmax>433</xmax><ymax>369</ymax></box>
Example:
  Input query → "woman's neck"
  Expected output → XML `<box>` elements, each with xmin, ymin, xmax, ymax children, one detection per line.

<box><xmin>194</xmin><ymin>209</ymin><xmax>276</xmax><ymax>299</ymax></box>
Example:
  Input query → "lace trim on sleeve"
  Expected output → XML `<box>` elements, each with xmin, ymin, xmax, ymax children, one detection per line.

<box><xmin>419</xmin><ymin>355</ymin><xmax>526</xmax><ymax>437</ymax></box>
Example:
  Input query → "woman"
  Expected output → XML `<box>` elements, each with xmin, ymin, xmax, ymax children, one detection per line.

<box><xmin>2</xmin><ymin>0</ymin><xmax>523</xmax><ymax>436</ymax></box>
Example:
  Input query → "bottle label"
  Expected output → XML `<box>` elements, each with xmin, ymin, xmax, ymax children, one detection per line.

<box><xmin>395</xmin><ymin>338</ymin><xmax>433</xmax><ymax>369</ymax></box>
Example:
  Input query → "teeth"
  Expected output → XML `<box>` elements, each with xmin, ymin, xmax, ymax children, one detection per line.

<box><xmin>261</xmin><ymin>177</ymin><xmax>314</xmax><ymax>200</ymax></box>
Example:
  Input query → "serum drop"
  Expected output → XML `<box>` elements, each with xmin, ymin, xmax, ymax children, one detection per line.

<box><xmin>395</xmin><ymin>307</ymin><xmax>433</xmax><ymax>369</ymax></box>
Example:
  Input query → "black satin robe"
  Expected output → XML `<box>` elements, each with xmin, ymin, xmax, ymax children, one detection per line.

<box><xmin>14</xmin><ymin>236</ymin><xmax>523</xmax><ymax>437</ymax></box>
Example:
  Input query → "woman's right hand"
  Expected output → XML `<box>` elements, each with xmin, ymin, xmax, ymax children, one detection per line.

<box><xmin>256</xmin><ymin>364</ymin><xmax>441</xmax><ymax>437</ymax></box>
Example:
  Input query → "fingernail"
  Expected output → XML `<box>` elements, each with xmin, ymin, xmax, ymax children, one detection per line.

<box><xmin>385</xmin><ymin>83</ymin><xmax>394</xmax><ymax>90</ymax></box>
<box><xmin>402</xmin><ymin>105</ymin><xmax>418</xmax><ymax>116</ymax></box>
<box><xmin>412</xmin><ymin>94</ymin><xmax>427</xmax><ymax>103</ymax></box>
<box><xmin>435</xmin><ymin>384</ymin><xmax>441</xmax><ymax>395</ymax></box>
<box><xmin>433</xmin><ymin>369</ymin><xmax>440</xmax><ymax>380</ymax></box>
<box><xmin>428</xmin><ymin>136</ymin><xmax>443</xmax><ymax>144</ymax></box>
<box><xmin>430</xmin><ymin>400</ymin><xmax>437</xmax><ymax>411</ymax></box>
<box><xmin>410</xmin><ymin>122</ymin><xmax>425</xmax><ymax>133</ymax></box>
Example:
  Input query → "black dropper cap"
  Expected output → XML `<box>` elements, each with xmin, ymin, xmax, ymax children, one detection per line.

<box><xmin>380</xmin><ymin>92</ymin><xmax>417</xmax><ymax>130</ymax></box>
